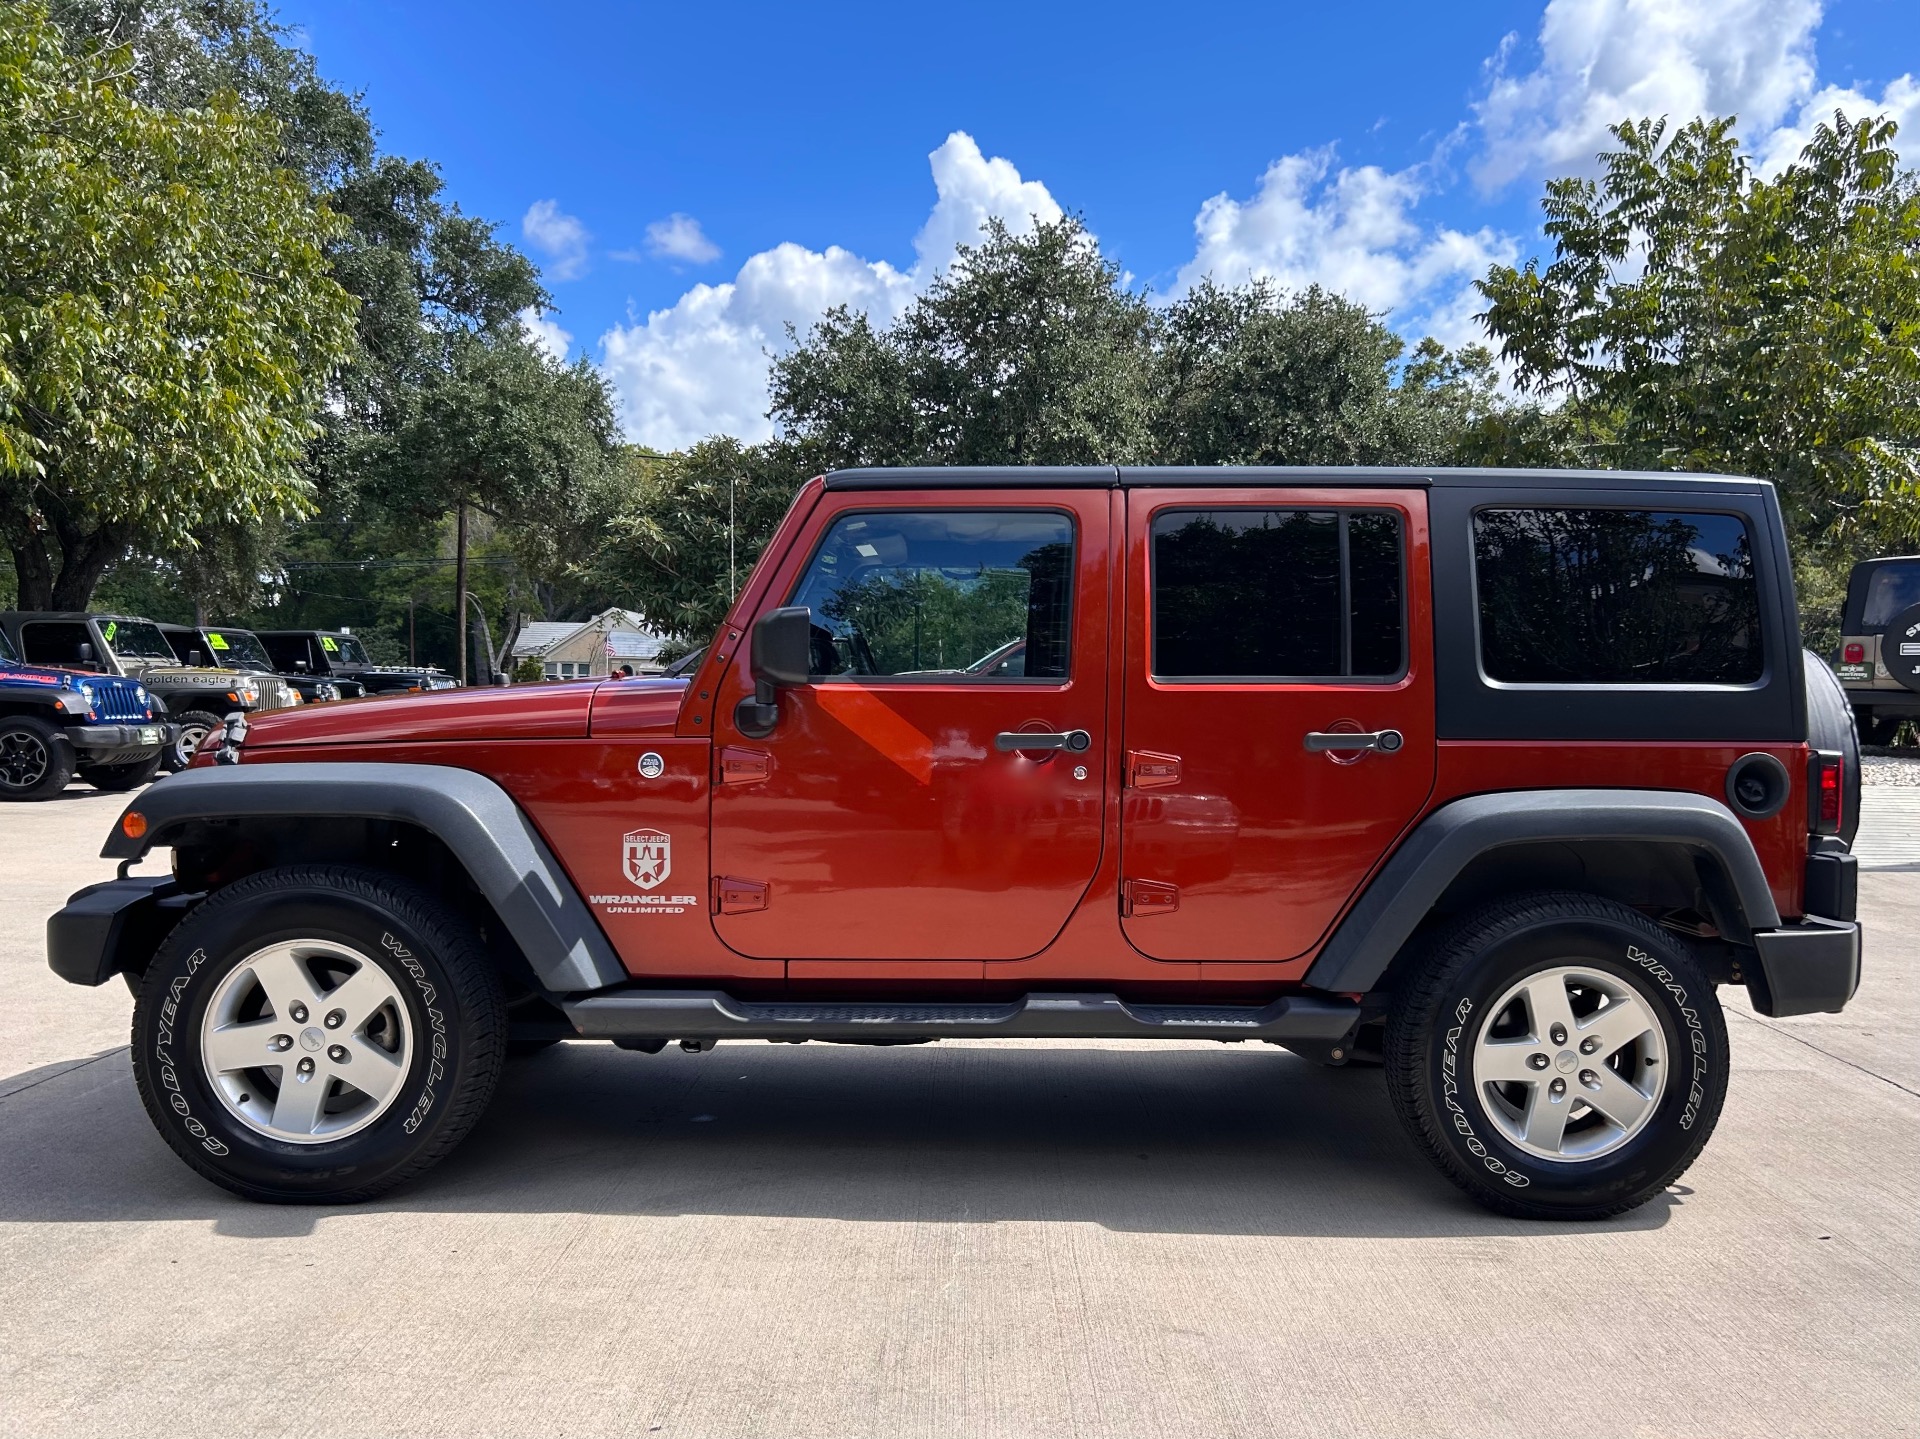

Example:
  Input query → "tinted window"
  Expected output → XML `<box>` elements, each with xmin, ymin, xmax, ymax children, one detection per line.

<box><xmin>1474</xmin><ymin>508</ymin><xmax>1763</xmax><ymax>685</ymax></box>
<box><xmin>788</xmin><ymin>511</ymin><xmax>1075</xmax><ymax>679</ymax></box>
<box><xmin>0</xmin><ymin>626</ymin><xmax>21</xmax><ymax>665</ymax></box>
<box><xmin>1151</xmin><ymin>509</ymin><xmax>1405</xmax><ymax>680</ymax></box>
<box><xmin>20</xmin><ymin>621</ymin><xmax>96</xmax><ymax>669</ymax></box>
<box><xmin>1863</xmin><ymin>563</ymin><xmax>1920</xmax><ymax>629</ymax></box>
<box><xmin>258</xmin><ymin>635</ymin><xmax>309</xmax><ymax>671</ymax></box>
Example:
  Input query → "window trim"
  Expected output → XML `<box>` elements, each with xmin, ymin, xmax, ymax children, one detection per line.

<box><xmin>1146</xmin><ymin>503</ymin><xmax>1411</xmax><ymax>686</ymax></box>
<box><xmin>781</xmin><ymin>504</ymin><xmax>1080</xmax><ymax>686</ymax></box>
<box><xmin>1468</xmin><ymin>502</ymin><xmax>1771</xmax><ymax>693</ymax></box>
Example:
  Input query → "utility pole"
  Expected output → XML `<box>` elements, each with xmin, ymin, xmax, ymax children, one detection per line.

<box><xmin>455</xmin><ymin>500</ymin><xmax>469</xmax><ymax>685</ymax></box>
<box><xmin>408</xmin><ymin>597</ymin><xmax>416</xmax><ymax>666</ymax></box>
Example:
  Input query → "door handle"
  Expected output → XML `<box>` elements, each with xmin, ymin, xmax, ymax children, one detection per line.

<box><xmin>995</xmin><ymin>729</ymin><xmax>1092</xmax><ymax>753</ymax></box>
<box><xmin>1304</xmin><ymin>729</ymin><xmax>1404</xmax><ymax>753</ymax></box>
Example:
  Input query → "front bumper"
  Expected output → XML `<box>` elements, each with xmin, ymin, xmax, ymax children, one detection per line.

<box><xmin>1749</xmin><ymin>917</ymin><xmax>1862</xmax><ymax>1017</ymax></box>
<box><xmin>68</xmin><ymin>721</ymin><xmax>174</xmax><ymax>756</ymax></box>
<box><xmin>47</xmin><ymin>876</ymin><xmax>195</xmax><ymax>987</ymax></box>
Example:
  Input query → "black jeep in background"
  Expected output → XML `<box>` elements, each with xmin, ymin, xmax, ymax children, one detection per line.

<box><xmin>254</xmin><ymin>629</ymin><xmax>457</xmax><ymax>695</ymax></box>
<box><xmin>158</xmin><ymin>624</ymin><xmax>364</xmax><ymax>703</ymax></box>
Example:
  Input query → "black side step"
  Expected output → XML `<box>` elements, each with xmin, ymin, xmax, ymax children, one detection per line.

<box><xmin>563</xmin><ymin>990</ymin><xmax>1360</xmax><ymax>1055</ymax></box>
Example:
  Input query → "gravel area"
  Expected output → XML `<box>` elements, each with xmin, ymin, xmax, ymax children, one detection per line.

<box><xmin>1863</xmin><ymin>750</ymin><xmax>1920</xmax><ymax>786</ymax></box>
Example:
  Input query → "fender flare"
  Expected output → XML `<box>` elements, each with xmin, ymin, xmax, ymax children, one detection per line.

<box><xmin>100</xmin><ymin>763</ymin><xmax>626</xmax><ymax>992</ymax></box>
<box><xmin>1304</xmin><ymin>788</ymin><xmax>1784</xmax><ymax>994</ymax></box>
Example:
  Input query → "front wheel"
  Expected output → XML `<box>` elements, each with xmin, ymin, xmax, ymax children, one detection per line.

<box><xmin>1385</xmin><ymin>891</ymin><xmax>1727</xmax><ymax>1221</ymax></box>
<box><xmin>0</xmin><ymin>716</ymin><xmax>74</xmax><ymax>800</ymax></box>
<box><xmin>163</xmin><ymin>709</ymin><xmax>222</xmax><ymax>771</ymax></box>
<box><xmin>130</xmin><ymin>865</ymin><xmax>507</xmax><ymax>1203</ymax></box>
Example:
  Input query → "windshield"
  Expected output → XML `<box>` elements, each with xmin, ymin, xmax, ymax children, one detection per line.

<box><xmin>100</xmin><ymin>619</ymin><xmax>181</xmax><ymax>661</ymax></box>
<box><xmin>0</xmin><ymin>628</ymin><xmax>19</xmax><ymax>666</ymax></box>
<box><xmin>319</xmin><ymin>633</ymin><xmax>371</xmax><ymax>667</ymax></box>
<box><xmin>201</xmin><ymin>629</ymin><xmax>276</xmax><ymax>670</ymax></box>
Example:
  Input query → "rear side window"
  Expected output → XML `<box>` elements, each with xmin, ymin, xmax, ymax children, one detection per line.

<box><xmin>787</xmin><ymin>510</ymin><xmax>1076</xmax><ymax>680</ymax></box>
<box><xmin>20</xmin><ymin>621</ymin><xmax>94</xmax><ymax>668</ymax></box>
<box><xmin>1863</xmin><ymin>564</ymin><xmax>1920</xmax><ymax>629</ymax></box>
<box><xmin>1151</xmin><ymin>509</ymin><xmax>1405</xmax><ymax>680</ymax></box>
<box><xmin>1473</xmin><ymin>508</ymin><xmax>1763</xmax><ymax>685</ymax></box>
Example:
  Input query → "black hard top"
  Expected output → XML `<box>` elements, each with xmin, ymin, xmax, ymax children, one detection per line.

<box><xmin>0</xmin><ymin>610</ymin><xmax>158</xmax><ymax>624</ymax></box>
<box><xmin>822</xmin><ymin>465</ymin><xmax>1775</xmax><ymax>492</ymax></box>
<box><xmin>157</xmin><ymin>621</ymin><xmax>264</xmax><ymax>636</ymax></box>
<box><xmin>253</xmin><ymin>628</ymin><xmax>353</xmax><ymax>638</ymax></box>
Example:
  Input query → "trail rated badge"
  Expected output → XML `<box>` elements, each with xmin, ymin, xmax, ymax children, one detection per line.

<box><xmin>621</xmin><ymin>828</ymin><xmax>671</xmax><ymax>890</ymax></box>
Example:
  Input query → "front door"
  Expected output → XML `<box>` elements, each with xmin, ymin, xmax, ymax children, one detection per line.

<box><xmin>709</xmin><ymin>491</ymin><xmax>1111</xmax><ymax>962</ymax></box>
<box><xmin>1119</xmin><ymin>486</ymin><xmax>1435</xmax><ymax>963</ymax></box>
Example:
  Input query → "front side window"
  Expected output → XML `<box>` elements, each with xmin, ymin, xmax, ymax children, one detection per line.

<box><xmin>21</xmin><ymin>621</ymin><xmax>96</xmax><ymax>669</ymax></box>
<box><xmin>1151</xmin><ymin>508</ymin><xmax>1405</xmax><ymax>680</ymax></box>
<box><xmin>788</xmin><ymin>510</ymin><xmax>1075</xmax><ymax>680</ymax></box>
<box><xmin>1474</xmin><ymin>508</ymin><xmax>1763</xmax><ymax>685</ymax></box>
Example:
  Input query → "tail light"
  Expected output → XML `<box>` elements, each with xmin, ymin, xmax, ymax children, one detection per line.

<box><xmin>1809</xmin><ymin>750</ymin><xmax>1844</xmax><ymax>836</ymax></box>
<box><xmin>1842</xmin><ymin>643</ymin><xmax>1865</xmax><ymax>664</ymax></box>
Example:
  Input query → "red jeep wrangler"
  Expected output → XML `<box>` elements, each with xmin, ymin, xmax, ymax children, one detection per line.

<box><xmin>50</xmin><ymin>467</ymin><xmax>1863</xmax><ymax>1218</ymax></box>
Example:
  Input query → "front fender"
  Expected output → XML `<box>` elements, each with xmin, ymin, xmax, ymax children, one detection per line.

<box><xmin>98</xmin><ymin>763</ymin><xmax>626</xmax><ymax>993</ymax></box>
<box><xmin>1305</xmin><ymin>789</ymin><xmax>1786</xmax><ymax>995</ymax></box>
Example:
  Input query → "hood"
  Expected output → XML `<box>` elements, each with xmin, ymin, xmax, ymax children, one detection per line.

<box><xmin>0</xmin><ymin>660</ymin><xmax>95</xmax><ymax>691</ymax></box>
<box><xmin>240</xmin><ymin>680</ymin><xmax>603</xmax><ymax>747</ymax></box>
<box><xmin>122</xmin><ymin>661</ymin><xmax>255</xmax><ymax>683</ymax></box>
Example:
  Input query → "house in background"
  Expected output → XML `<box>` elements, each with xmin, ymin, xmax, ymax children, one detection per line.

<box><xmin>509</xmin><ymin>607</ymin><xmax>671</xmax><ymax>679</ymax></box>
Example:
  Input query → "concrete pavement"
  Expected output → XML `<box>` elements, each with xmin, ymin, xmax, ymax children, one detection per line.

<box><xmin>1</xmin><ymin>787</ymin><xmax>1914</xmax><ymax>1438</ymax></box>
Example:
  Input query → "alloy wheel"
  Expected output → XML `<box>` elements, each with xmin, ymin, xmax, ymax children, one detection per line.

<box><xmin>199</xmin><ymin>939</ymin><xmax>414</xmax><ymax>1144</ymax></box>
<box><xmin>1469</xmin><ymin>965</ymin><xmax>1669</xmax><ymax>1162</ymax></box>
<box><xmin>0</xmin><ymin>729</ymin><xmax>50</xmax><ymax>790</ymax></box>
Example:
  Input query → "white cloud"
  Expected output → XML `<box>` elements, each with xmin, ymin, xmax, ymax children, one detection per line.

<box><xmin>518</xmin><ymin>307</ymin><xmax>573</xmax><ymax>363</ymax></box>
<box><xmin>643</xmin><ymin>213</ymin><xmax>722</xmax><ymax>265</ymax></box>
<box><xmin>1473</xmin><ymin>0</ymin><xmax>1824</xmax><ymax>190</ymax></box>
<box><xmin>1753</xmin><ymin>73</ymin><xmax>1920</xmax><ymax>176</ymax></box>
<box><xmin>1173</xmin><ymin>149</ymin><xmax>1517</xmax><ymax>349</ymax></box>
<box><xmin>522</xmin><ymin>198</ymin><xmax>591</xmax><ymax>282</ymax></box>
<box><xmin>596</xmin><ymin>132</ymin><xmax>1064</xmax><ymax>450</ymax></box>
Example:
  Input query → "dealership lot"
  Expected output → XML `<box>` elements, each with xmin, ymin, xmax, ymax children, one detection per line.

<box><xmin>1</xmin><ymin>788</ymin><xmax>1914</xmax><ymax>1439</ymax></box>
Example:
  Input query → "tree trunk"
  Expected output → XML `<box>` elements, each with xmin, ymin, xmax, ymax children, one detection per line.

<box><xmin>49</xmin><ymin>525</ymin><xmax>128</xmax><ymax>611</ymax></box>
<box><xmin>455</xmin><ymin>500</ymin><xmax>469</xmax><ymax>685</ymax></box>
<box><xmin>8</xmin><ymin>537</ymin><xmax>54</xmax><ymax>611</ymax></box>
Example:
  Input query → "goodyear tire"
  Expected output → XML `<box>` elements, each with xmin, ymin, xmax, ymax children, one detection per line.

<box><xmin>1385</xmin><ymin>891</ymin><xmax>1728</xmax><ymax>1221</ymax></box>
<box><xmin>130</xmin><ymin>865</ymin><xmax>506</xmax><ymax>1203</ymax></box>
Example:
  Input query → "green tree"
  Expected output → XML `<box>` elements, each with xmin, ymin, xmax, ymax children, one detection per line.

<box><xmin>0</xmin><ymin>5</ymin><xmax>356</xmax><ymax>609</ymax></box>
<box><xmin>1478</xmin><ymin>114</ymin><xmax>1920</xmax><ymax>565</ymax></box>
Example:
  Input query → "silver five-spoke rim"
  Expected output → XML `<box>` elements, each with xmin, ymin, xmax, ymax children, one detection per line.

<box><xmin>1470</xmin><ymin>965</ymin><xmax>1668</xmax><ymax>1163</ymax></box>
<box><xmin>199</xmin><ymin>939</ymin><xmax>413</xmax><ymax>1144</ymax></box>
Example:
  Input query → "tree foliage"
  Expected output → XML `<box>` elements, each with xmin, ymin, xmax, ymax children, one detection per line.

<box><xmin>0</xmin><ymin>4</ymin><xmax>356</xmax><ymax>609</ymax></box>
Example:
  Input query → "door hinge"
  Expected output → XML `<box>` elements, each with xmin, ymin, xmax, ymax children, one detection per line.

<box><xmin>1122</xmin><ymin>879</ymin><xmax>1180</xmax><ymax>917</ymax></box>
<box><xmin>716</xmin><ymin>745</ymin><xmax>772</xmax><ymax>785</ymax></box>
<box><xmin>1126</xmin><ymin>750</ymin><xmax>1182</xmax><ymax>789</ymax></box>
<box><xmin>712</xmin><ymin>876</ymin><xmax>769</xmax><ymax>915</ymax></box>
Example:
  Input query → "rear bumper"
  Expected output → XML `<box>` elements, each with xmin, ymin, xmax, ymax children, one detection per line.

<box><xmin>1749</xmin><ymin>917</ymin><xmax>1862</xmax><ymax>1017</ymax></box>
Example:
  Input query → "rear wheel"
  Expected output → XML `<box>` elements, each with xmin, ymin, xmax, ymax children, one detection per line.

<box><xmin>80</xmin><ymin>753</ymin><xmax>162</xmax><ymax>791</ymax></box>
<box><xmin>0</xmin><ymin>716</ymin><xmax>74</xmax><ymax>800</ymax></box>
<box><xmin>164</xmin><ymin>709</ymin><xmax>222</xmax><ymax>771</ymax></box>
<box><xmin>131</xmin><ymin>865</ymin><xmax>507</xmax><ymax>1203</ymax></box>
<box><xmin>1385</xmin><ymin>891</ymin><xmax>1727</xmax><ymax>1220</ymax></box>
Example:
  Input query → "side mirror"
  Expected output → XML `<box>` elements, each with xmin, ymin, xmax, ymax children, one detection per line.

<box><xmin>735</xmin><ymin>606</ymin><xmax>811</xmax><ymax>738</ymax></box>
<box><xmin>77</xmin><ymin>642</ymin><xmax>95</xmax><ymax>664</ymax></box>
<box><xmin>293</xmin><ymin>659</ymin><xmax>310</xmax><ymax>672</ymax></box>
<box><xmin>188</xmin><ymin>649</ymin><xmax>203</xmax><ymax>667</ymax></box>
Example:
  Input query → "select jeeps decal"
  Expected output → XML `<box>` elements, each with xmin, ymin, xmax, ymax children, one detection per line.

<box><xmin>591</xmin><ymin>827</ymin><xmax>698</xmax><ymax>915</ymax></box>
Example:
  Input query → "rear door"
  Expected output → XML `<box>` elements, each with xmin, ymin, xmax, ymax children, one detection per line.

<box><xmin>708</xmin><ymin>490</ymin><xmax>1110</xmax><ymax>962</ymax></box>
<box><xmin>1119</xmin><ymin>485</ymin><xmax>1435</xmax><ymax>962</ymax></box>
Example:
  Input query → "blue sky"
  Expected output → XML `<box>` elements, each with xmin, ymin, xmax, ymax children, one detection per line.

<box><xmin>289</xmin><ymin>0</ymin><xmax>1918</xmax><ymax>449</ymax></box>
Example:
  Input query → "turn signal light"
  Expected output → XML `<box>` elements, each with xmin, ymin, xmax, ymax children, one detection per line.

<box><xmin>1809</xmin><ymin>751</ymin><xmax>1844</xmax><ymax>836</ymax></box>
<box><xmin>1843</xmin><ymin>643</ymin><xmax>1865</xmax><ymax>664</ymax></box>
<box><xmin>121</xmin><ymin>811</ymin><xmax>148</xmax><ymax>840</ymax></box>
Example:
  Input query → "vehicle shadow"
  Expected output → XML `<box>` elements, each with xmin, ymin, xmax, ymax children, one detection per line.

<box><xmin>0</xmin><ymin>1040</ymin><xmax>1678</xmax><ymax>1240</ymax></box>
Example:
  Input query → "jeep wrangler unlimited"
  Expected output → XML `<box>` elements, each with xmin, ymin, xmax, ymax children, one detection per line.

<box><xmin>48</xmin><ymin>467</ymin><xmax>1862</xmax><ymax>1218</ymax></box>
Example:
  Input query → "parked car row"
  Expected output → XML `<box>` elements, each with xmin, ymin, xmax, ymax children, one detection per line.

<box><xmin>0</xmin><ymin>611</ymin><xmax>457</xmax><ymax>798</ymax></box>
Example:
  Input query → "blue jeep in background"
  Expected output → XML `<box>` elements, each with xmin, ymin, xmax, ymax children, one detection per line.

<box><xmin>0</xmin><ymin>625</ymin><xmax>171</xmax><ymax>799</ymax></box>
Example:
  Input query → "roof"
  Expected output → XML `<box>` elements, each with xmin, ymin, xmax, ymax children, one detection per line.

<box><xmin>510</xmin><ymin>607</ymin><xmax>668</xmax><ymax>661</ymax></box>
<box><xmin>821</xmin><ymin>465</ymin><xmax>1776</xmax><ymax>492</ymax></box>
